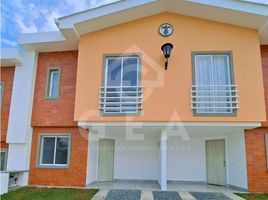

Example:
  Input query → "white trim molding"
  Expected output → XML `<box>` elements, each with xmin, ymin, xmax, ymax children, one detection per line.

<box><xmin>0</xmin><ymin>48</ymin><xmax>24</xmax><ymax>67</ymax></box>
<box><xmin>78</xmin><ymin>121</ymin><xmax>261</xmax><ymax>129</ymax></box>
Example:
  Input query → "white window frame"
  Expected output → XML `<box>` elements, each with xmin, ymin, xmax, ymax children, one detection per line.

<box><xmin>0</xmin><ymin>148</ymin><xmax>8</xmax><ymax>171</ymax></box>
<box><xmin>49</xmin><ymin>71</ymin><xmax>58</xmax><ymax>97</ymax></box>
<box><xmin>194</xmin><ymin>54</ymin><xmax>232</xmax><ymax>86</ymax></box>
<box><xmin>39</xmin><ymin>135</ymin><xmax>70</xmax><ymax>167</ymax></box>
<box><xmin>45</xmin><ymin>67</ymin><xmax>60</xmax><ymax>99</ymax></box>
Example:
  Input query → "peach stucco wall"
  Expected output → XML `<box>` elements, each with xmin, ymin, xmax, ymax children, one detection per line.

<box><xmin>75</xmin><ymin>12</ymin><xmax>265</xmax><ymax>122</ymax></box>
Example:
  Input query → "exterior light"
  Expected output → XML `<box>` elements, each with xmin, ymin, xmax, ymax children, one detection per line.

<box><xmin>161</xmin><ymin>43</ymin><xmax>173</xmax><ymax>70</ymax></box>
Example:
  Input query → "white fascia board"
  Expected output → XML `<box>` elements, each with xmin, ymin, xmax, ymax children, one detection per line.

<box><xmin>18</xmin><ymin>29</ymin><xmax>79</xmax><ymax>52</ymax></box>
<box><xmin>188</xmin><ymin>0</ymin><xmax>268</xmax><ymax>16</ymax></box>
<box><xmin>0</xmin><ymin>48</ymin><xmax>24</xmax><ymax>67</ymax></box>
<box><xmin>78</xmin><ymin>121</ymin><xmax>261</xmax><ymax>128</ymax></box>
<box><xmin>58</xmin><ymin>0</ymin><xmax>156</xmax><ymax>29</ymax></box>
<box><xmin>58</xmin><ymin>0</ymin><xmax>268</xmax><ymax>30</ymax></box>
<box><xmin>18</xmin><ymin>31</ymin><xmax>65</xmax><ymax>44</ymax></box>
<box><xmin>259</xmin><ymin>20</ymin><xmax>268</xmax><ymax>44</ymax></box>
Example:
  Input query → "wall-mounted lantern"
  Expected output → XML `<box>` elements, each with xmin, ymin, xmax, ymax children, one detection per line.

<box><xmin>161</xmin><ymin>43</ymin><xmax>173</xmax><ymax>70</ymax></box>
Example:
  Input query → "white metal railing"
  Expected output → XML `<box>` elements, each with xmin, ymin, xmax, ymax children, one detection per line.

<box><xmin>191</xmin><ymin>85</ymin><xmax>239</xmax><ymax>114</ymax></box>
<box><xmin>99</xmin><ymin>86</ymin><xmax>143</xmax><ymax>114</ymax></box>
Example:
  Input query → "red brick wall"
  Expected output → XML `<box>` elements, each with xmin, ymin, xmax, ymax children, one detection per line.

<box><xmin>31</xmin><ymin>51</ymin><xmax>78</xmax><ymax>127</ymax></box>
<box><xmin>244</xmin><ymin>45</ymin><xmax>268</xmax><ymax>192</ymax></box>
<box><xmin>1</xmin><ymin>66</ymin><xmax>15</xmax><ymax>146</ymax></box>
<box><xmin>29</xmin><ymin>51</ymin><xmax>89</xmax><ymax>187</ymax></box>
<box><xmin>29</xmin><ymin>127</ymin><xmax>88</xmax><ymax>187</ymax></box>
<box><xmin>245</xmin><ymin>128</ymin><xmax>268</xmax><ymax>192</ymax></box>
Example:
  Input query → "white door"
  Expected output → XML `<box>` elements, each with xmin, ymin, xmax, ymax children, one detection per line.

<box><xmin>98</xmin><ymin>139</ymin><xmax>114</xmax><ymax>182</ymax></box>
<box><xmin>206</xmin><ymin>139</ymin><xmax>226</xmax><ymax>185</ymax></box>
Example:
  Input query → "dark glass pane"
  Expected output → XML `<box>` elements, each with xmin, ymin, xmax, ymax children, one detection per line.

<box><xmin>122</xmin><ymin>57</ymin><xmax>138</xmax><ymax>86</ymax></box>
<box><xmin>0</xmin><ymin>152</ymin><xmax>6</xmax><ymax>171</ymax></box>
<box><xmin>41</xmin><ymin>137</ymin><xmax>55</xmax><ymax>164</ymax></box>
<box><xmin>55</xmin><ymin>137</ymin><xmax>69</xmax><ymax>165</ymax></box>
<box><xmin>106</xmin><ymin>58</ymin><xmax>122</xmax><ymax>86</ymax></box>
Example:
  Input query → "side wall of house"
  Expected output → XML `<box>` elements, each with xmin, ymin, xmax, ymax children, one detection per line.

<box><xmin>245</xmin><ymin>128</ymin><xmax>268</xmax><ymax>192</ymax></box>
<box><xmin>245</xmin><ymin>45</ymin><xmax>268</xmax><ymax>192</ymax></box>
<box><xmin>1</xmin><ymin>66</ymin><xmax>15</xmax><ymax>148</ymax></box>
<box><xmin>29</xmin><ymin>51</ymin><xmax>88</xmax><ymax>186</ymax></box>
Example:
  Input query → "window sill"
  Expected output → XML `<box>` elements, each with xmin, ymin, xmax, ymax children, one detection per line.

<box><xmin>193</xmin><ymin>111</ymin><xmax>237</xmax><ymax>117</ymax></box>
<box><xmin>44</xmin><ymin>96</ymin><xmax>59</xmax><ymax>100</ymax></box>
<box><xmin>100</xmin><ymin>112</ymin><xmax>141</xmax><ymax>116</ymax></box>
<box><xmin>36</xmin><ymin>164</ymin><xmax>69</xmax><ymax>169</ymax></box>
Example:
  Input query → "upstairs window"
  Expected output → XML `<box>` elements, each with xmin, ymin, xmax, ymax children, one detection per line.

<box><xmin>45</xmin><ymin>67</ymin><xmax>60</xmax><ymax>99</ymax></box>
<box><xmin>0</xmin><ymin>82</ymin><xmax>4</xmax><ymax>106</ymax></box>
<box><xmin>192</xmin><ymin>53</ymin><xmax>238</xmax><ymax>115</ymax></box>
<box><xmin>39</xmin><ymin>135</ymin><xmax>70</xmax><ymax>167</ymax></box>
<box><xmin>100</xmin><ymin>55</ymin><xmax>142</xmax><ymax>114</ymax></box>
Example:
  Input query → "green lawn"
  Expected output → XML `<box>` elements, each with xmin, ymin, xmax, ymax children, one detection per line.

<box><xmin>235</xmin><ymin>193</ymin><xmax>268</xmax><ymax>200</ymax></box>
<box><xmin>1</xmin><ymin>187</ymin><xmax>98</xmax><ymax>200</ymax></box>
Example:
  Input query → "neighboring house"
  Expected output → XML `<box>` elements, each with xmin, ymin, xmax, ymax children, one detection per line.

<box><xmin>1</xmin><ymin>0</ymin><xmax>268</xmax><ymax>194</ymax></box>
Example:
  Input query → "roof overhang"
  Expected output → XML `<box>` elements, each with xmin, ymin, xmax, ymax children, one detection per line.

<box><xmin>0</xmin><ymin>48</ymin><xmax>24</xmax><ymax>67</ymax></box>
<box><xmin>78</xmin><ymin>121</ymin><xmax>261</xmax><ymax>136</ymax></box>
<box><xmin>18</xmin><ymin>0</ymin><xmax>268</xmax><ymax>52</ymax></box>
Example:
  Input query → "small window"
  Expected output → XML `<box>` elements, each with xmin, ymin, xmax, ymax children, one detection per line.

<box><xmin>39</xmin><ymin>135</ymin><xmax>70</xmax><ymax>167</ymax></box>
<box><xmin>45</xmin><ymin>68</ymin><xmax>60</xmax><ymax>98</ymax></box>
<box><xmin>0</xmin><ymin>82</ymin><xmax>4</xmax><ymax>105</ymax></box>
<box><xmin>265</xmin><ymin>134</ymin><xmax>268</xmax><ymax>172</ymax></box>
<box><xmin>0</xmin><ymin>149</ymin><xmax>8</xmax><ymax>171</ymax></box>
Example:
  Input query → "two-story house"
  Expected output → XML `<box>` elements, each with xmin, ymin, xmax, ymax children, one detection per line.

<box><xmin>1</xmin><ymin>0</ymin><xmax>268</xmax><ymax>194</ymax></box>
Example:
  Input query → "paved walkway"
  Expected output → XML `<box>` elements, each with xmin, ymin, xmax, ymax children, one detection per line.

<box><xmin>91</xmin><ymin>189</ymin><xmax>246</xmax><ymax>200</ymax></box>
<box><xmin>88</xmin><ymin>180</ymin><xmax>243</xmax><ymax>193</ymax></box>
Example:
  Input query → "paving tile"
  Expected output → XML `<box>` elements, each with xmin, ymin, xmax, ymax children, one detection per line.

<box><xmin>153</xmin><ymin>191</ymin><xmax>183</xmax><ymax>200</ymax></box>
<box><xmin>141</xmin><ymin>191</ymin><xmax>154</xmax><ymax>200</ymax></box>
<box><xmin>92</xmin><ymin>190</ymin><xmax>108</xmax><ymax>200</ymax></box>
<box><xmin>222</xmin><ymin>192</ymin><xmax>246</xmax><ymax>200</ymax></box>
<box><xmin>190</xmin><ymin>192</ymin><xmax>232</xmax><ymax>200</ymax></box>
<box><xmin>178</xmin><ymin>192</ymin><xmax>196</xmax><ymax>200</ymax></box>
<box><xmin>105</xmin><ymin>189</ymin><xmax>141</xmax><ymax>200</ymax></box>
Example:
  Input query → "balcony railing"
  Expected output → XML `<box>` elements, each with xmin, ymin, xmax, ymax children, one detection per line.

<box><xmin>99</xmin><ymin>86</ymin><xmax>143</xmax><ymax>114</ymax></box>
<box><xmin>191</xmin><ymin>85</ymin><xmax>239</xmax><ymax>114</ymax></box>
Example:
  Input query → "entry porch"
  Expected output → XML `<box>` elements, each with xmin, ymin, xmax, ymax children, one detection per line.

<box><xmin>88</xmin><ymin>180</ymin><xmax>243</xmax><ymax>193</ymax></box>
<box><xmin>79</xmin><ymin>122</ymin><xmax>259</xmax><ymax>191</ymax></box>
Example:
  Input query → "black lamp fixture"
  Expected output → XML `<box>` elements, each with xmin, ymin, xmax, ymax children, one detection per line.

<box><xmin>161</xmin><ymin>43</ymin><xmax>173</xmax><ymax>70</ymax></box>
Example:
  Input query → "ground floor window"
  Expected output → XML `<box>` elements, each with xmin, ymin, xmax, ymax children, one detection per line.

<box><xmin>0</xmin><ymin>148</ymin><xmax>8</xmax><ymax>171</ymax></box>
<box><xmin>39</xmin><ymin>135</ymin><xmax>70</xmax><ymax>167</ymax></box>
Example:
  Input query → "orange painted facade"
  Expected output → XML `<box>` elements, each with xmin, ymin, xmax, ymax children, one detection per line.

<box><xmin>1</xmin><ymin>66</ymin><xmax>15</xmax><ymax>148</ymax></box>
<box><xmin>75</xmin><ymin>12</ymin><xmax>265</xmax><ymax>122</ymax></box>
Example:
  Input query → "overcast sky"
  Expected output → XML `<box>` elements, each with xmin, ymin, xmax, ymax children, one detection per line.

<box><xmin>1</xmin><ymin>0</ymin><xmax>267</xmax><ymax>49</ymax></box>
